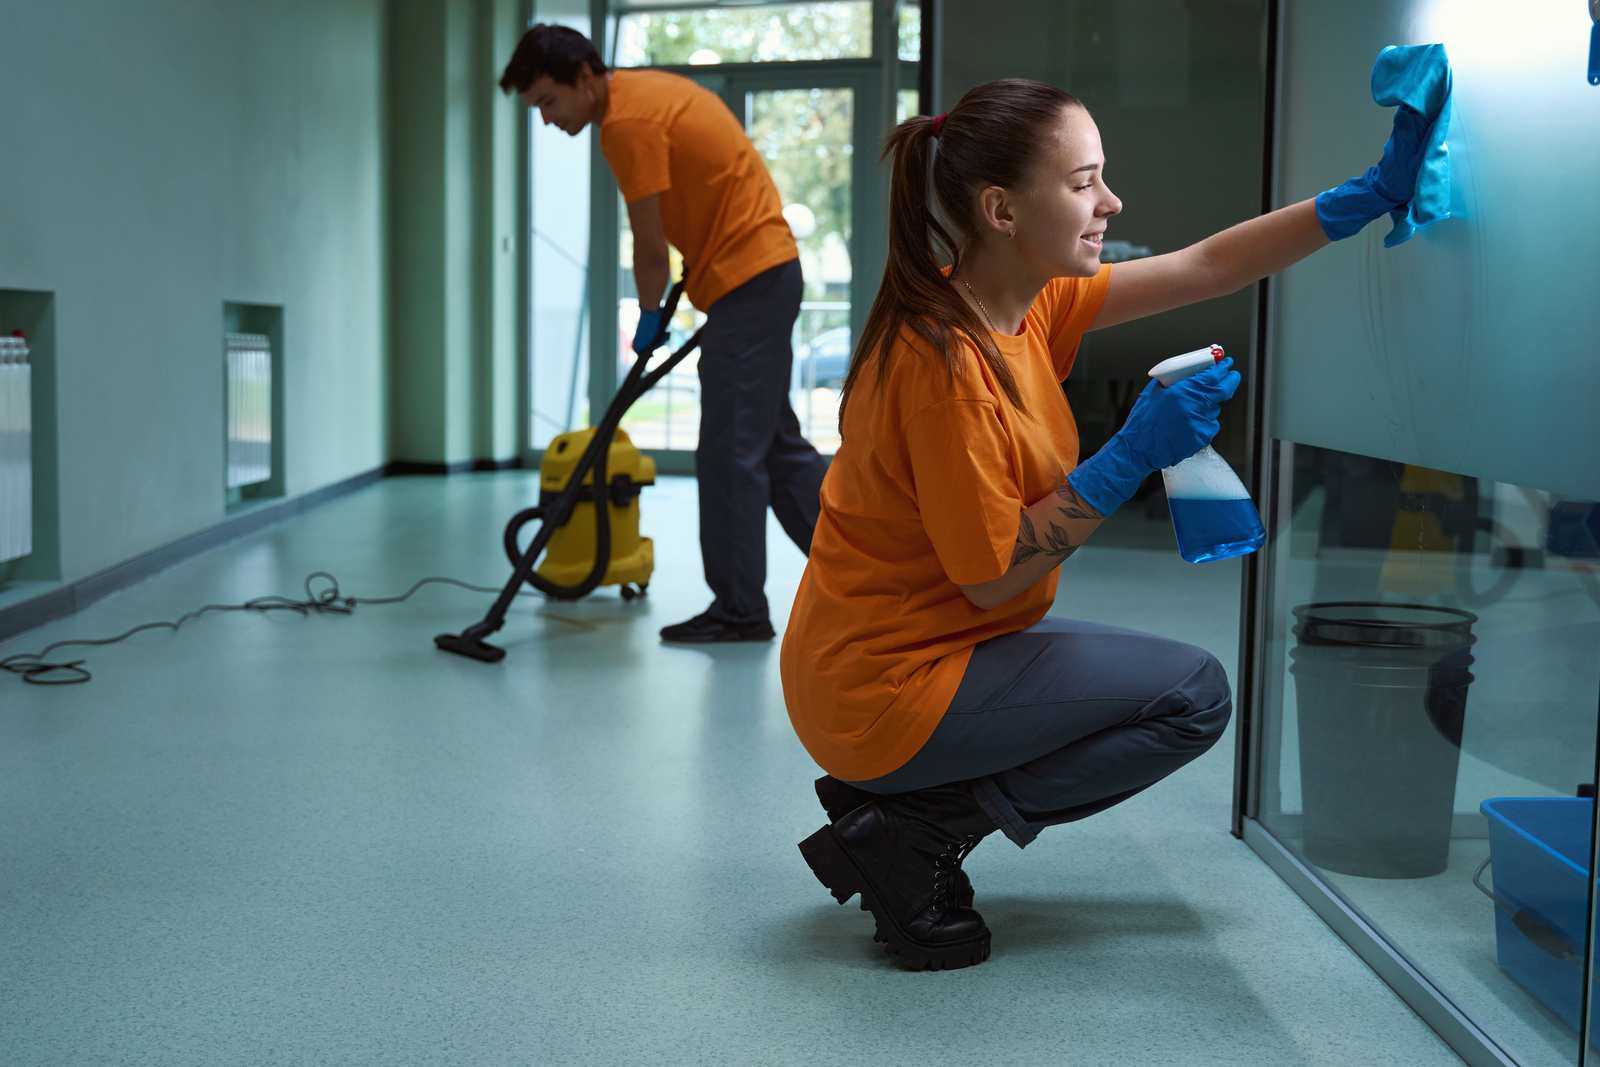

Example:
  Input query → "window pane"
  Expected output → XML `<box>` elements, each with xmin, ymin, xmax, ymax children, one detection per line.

<box><xmin>748</xmin><ymin>87</ymin><xmax>853</xmax><ymax>455</ymax></box>
<box><xmin>897</xmin><ymin>1</ymin><xmax>921</xmax><ymax>62</ymax></box>
<box><xmin>617</xmin><ymin>205</ymin><xmax>705</xmax><ymax>452</ymax></box>
<box><xmin>615</xmin><ymin>2</ymin><xmax>871</xmax><ymax>67</ymax></box>
<box><xmin>896</xmin><ymin>88</ymin><xmax>918</xmax><ymax>124</ymax></box>
<box><xmin>616</xmin><ymin>84</ymin><xmax>855</xmax><ymax>455</ymax></box>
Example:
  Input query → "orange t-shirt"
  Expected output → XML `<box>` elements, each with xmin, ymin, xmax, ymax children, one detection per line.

<box><xmin>779</xmin><ymin>267</ymin><xmax>1114</xmax><ymax>782</ymax></box>
<box><xmin>600</xmin><ymin>69</ymin><xmax>798</xmax><ymax>310</ymax></box>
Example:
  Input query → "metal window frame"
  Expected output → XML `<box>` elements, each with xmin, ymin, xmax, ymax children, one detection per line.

<box><xmin>1234</xmin><ymin>4</ymin><xmax>1597</xmax><ymax>1064</ymax></box>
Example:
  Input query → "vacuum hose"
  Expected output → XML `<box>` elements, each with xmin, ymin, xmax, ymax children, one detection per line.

<box><xmin>433</xmin><ymin>280</ymin><xmax>699</xmax><ymax>663</ymax></box>
<box><xmin>503</xmin><ymin>282</ymin><xmax>691</xmax><ymax>601</ymax></box>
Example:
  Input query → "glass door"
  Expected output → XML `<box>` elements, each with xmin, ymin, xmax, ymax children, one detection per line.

<box><xmin>615</xmin><ymin>72</ymin><xmax>865</xmax><ymax>457</ymax></box>
<box><xmin>746</xmin><ymin>82</ymin><xmax>855</xmax><ymax>454</ymax></box>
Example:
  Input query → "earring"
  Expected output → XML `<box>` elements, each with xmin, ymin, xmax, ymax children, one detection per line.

<box><xmin>1008</xmin><ymin>229</ymin><xmax>1016</xmax><ymax>240</ymax></box>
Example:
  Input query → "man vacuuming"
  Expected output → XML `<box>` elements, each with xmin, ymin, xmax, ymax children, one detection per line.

<box><xmin>501</xmin><ymin>25</ymin><xmax>830</xmax><ymax>644</ymax></box>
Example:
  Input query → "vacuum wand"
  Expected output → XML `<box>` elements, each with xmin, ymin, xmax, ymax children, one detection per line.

<box><xmin>434</xmin><ymin>281</ymin><xmax>700</xmax><ymax>664</ymax></box>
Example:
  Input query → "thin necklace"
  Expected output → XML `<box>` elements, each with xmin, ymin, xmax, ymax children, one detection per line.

<box><xmin>960</xmin><ymin>277</ymin><xmax>998</xmax><ymax>333</ymax></box>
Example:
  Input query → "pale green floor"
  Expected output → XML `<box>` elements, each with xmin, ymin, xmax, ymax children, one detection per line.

<box><xmin>0</xmin><ymin>473</ymin><xmax>1466</xmax><ymax>1065</ymax></box>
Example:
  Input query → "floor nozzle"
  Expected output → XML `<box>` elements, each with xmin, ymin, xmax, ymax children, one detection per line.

<box><xmin>434</xmin><ymin>632</ymin><xmax>506</xmax><ymax>663</ymax></box>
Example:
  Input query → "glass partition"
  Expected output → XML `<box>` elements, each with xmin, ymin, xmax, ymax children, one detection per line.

<box><xmin>1254</xmin><ymin>444</ymin><xmax>1600</xmax><ymax>1065</ymax></box>
<box><xmin>1246</xmin><ymin>1</ymin><xmax>1600</xmax><ymax>1063</ymax></box>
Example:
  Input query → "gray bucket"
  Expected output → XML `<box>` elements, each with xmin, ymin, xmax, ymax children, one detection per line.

<box><xmin>1290</xmin><ymin>603</ymin><xmax>1478</xmax><ymax>879</ymax></box>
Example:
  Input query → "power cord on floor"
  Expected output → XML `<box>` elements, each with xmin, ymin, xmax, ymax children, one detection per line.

<box><xmin>0</xmin><ymin>571</ymin><xmax>542</xmax><ymax>687</ymax></box>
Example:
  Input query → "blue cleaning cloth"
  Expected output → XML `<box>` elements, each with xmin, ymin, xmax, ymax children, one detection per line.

<box><xmin>1370</xmin><ymin>43</ymin><xmax>1454</xmax><ymax>246</ymax></box>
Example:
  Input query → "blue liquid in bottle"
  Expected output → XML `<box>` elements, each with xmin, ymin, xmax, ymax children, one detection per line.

<box><xmin>1166</xmin><ymin>496</ymin><xmax>1267</xmax><ymax>563</ymax></box>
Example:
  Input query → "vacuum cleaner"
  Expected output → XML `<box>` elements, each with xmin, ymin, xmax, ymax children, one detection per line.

<box><xmin>435</xmin><ymin>280</ymin><xmax>703</xmax><ymax>664</ymax></box>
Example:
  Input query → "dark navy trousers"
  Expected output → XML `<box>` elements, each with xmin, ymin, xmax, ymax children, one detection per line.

<box><xmin>696</xmin><ymin>258</ymin><xmax>829</xmax><ymax>624</ymax></box>
<box><xmin>846</xmin><ymin>617</ymin><xmax>1233</xmax><ymax>847</ymax></box>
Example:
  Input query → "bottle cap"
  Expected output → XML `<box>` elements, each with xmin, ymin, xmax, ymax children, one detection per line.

<box><xmin>1149</xmin><ymin>344</ymin><xmax>1224</xmax><ymax>387</ymax></box>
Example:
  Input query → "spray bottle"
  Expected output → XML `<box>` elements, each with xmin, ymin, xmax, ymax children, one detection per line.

<box><xmin>1148</xmin><ymin>345</ymin><xmax>1266</xmax><ymax>563</ymax></box>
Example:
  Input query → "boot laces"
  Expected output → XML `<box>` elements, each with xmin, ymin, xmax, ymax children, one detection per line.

<box><xmin>931</xmin><ymin>834</ymin><xmax>981</xmax><ymax>910</ymax></box>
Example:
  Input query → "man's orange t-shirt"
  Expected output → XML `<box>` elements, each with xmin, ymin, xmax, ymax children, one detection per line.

<box><xmin>599</xmin><ymin>69</ymin><xmax>798</xmax><ymax>310</ymax></box>
<box><xmin>779</xmin><ymin>267</ymin><xmax>1114</xmax><ymax>783</ymax></box>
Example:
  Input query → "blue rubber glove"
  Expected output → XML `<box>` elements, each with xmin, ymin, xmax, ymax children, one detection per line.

<box><xmin>632</xmin><ymin>306</ymin><xmax>665</xmax><ymax>355</ymax></box>
<box><xmin>1066</xmin><ymin>359</ymin><xmax>1241</xmax><ymax>518</ymax></box>
<box><xmin>1316</xmin><ymin>44</ymin><xmax>1453</xmax><ymax>244</ymax></box>
<box><xmin>1314</xmin><ymin>106</ymin><xmax>1431</xmax><ymax>241</ymax></box>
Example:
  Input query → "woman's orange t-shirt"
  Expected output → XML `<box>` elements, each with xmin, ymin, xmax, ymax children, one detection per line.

<box><xmin>599</xmin><ymin>69</ymin><xmax>798</xmax><ymax>310</ymax></box>
<box><xmin>779</xmin><ymin>267</ymin><xmax>1114</xmax><ymax>782</ymax></box>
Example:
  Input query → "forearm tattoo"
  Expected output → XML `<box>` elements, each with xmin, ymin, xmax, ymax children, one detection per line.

<box><xmin>1011</xmin><ymin>475</ymin><xmax>1101</xmax><ymax>567</ymax></box>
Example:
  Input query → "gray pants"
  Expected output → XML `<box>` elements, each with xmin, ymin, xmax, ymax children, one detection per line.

<box><xmin>850</xmin><ymin>617</ymin><xmax>1233</xmax><ymax>848</ymax></box>
<box><xmin>696</xmin><ymin>258</ymin><xmax>829</xmax><ymax>624</ymax></box>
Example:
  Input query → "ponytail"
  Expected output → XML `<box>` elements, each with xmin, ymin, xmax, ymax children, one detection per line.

<box><xmin>838</xmin><ymin>80</ymin><xmax>1080</xmax><ymax>433</ymax></box>
<box><xmin>838</xmin><ymin>116</ymin><xmax>1021</xmax><ymax>429</ymax></box>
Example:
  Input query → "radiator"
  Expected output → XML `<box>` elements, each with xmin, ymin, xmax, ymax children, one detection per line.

<box><xmin>225</xmin><ymin>332</ymin><xmax>272</xmax><ymax>490</ymax></box>
<box><xmin>0</xmin><ymin>335</ymin><xmax>30</xmax><ymax>564</ymax></box>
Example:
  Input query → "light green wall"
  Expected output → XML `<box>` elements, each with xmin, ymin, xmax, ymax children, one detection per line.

<box><xmin>388</xmin><ymin>0</ymin><xmax>521</xmax><ymax>467</ymax></box>
<box><xmin>484</xmin><ymin>0</ymin><xmax>523</xmax><ymax>460</ymax></box>
<box><xmin>0</xmin><ymin>0</ymin><xmax>525</xmax><ymax>591</ymax></box>
<box><xmin>389</xmin><ymin>1</ymin><xmax>450</xmax><ymax>462</ymax></box>
<box><xmin>0</xmin><ymin>0</ymin><xmax>391</xmax><ymax>582</ymax></box>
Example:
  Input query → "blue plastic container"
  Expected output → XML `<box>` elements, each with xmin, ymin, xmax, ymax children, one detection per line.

<box><xmin>1481</xmin><ymin>797</ymin><xmax>1594</xmax><ymax>1030</ymax></box>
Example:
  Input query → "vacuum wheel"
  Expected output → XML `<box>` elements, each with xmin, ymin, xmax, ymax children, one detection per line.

<box><xmin>620</xmin><ymin>583</ymin><xmax>649</xmax><ymax>602</ymax></box>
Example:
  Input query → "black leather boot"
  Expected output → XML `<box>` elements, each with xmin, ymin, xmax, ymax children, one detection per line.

<box><xmin>813</xmin><ymin>775</ymin><xmax>977</xmax><ymax>911</ymax></box>
<box><xmin>799</xmin><ymin>783</ymin><xmax>997</xmax><ymax>971</ymax></box>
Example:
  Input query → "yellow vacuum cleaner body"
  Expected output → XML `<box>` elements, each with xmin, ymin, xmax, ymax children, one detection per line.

<box><xmin>536</xmin><ymin>426</ymin><xmax>656</xmax><ymax>590</ymax></box>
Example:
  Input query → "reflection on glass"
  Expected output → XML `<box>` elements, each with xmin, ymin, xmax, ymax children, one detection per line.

<box><xmin>614</xmin><ymin>2</ymin><xmax>871</xmax><ymax>67</ymax></box>
<box><xmin>1257</xmin><ymin>440</ymin><xmax>1600</xmax><ymax>1066</ymax></box>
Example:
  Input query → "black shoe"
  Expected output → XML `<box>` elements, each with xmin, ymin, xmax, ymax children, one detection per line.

<box><xmin>814</xmin><ymin>776</ymin><xmax>976</xmax><ymax>912</ymax></box>
<box><xmin>798</xmin><ymin>783</ymin><xmax>996</xmax><ymax>971</ymax></box>
<box><xmin>659</xmin><ymin>610</ymin><xmax>775</xmax><ymax>643</ymax></box>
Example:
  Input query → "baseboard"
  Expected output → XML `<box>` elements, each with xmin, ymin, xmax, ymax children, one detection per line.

<box><xmin>0</xmin><ymin>463</ymin><xmax>394</xmax><ymax>645</ymax></box>
<box><xmin>1262</xmin><ymin>811</ymin><xmax>1490</xmax><ymax>841</ymax></box>
<box><xmin>0</xmin><ymin>459</ymin><xmax>537</xmax><ymax>646</ymax></box>
<box><xmin>388</xmin><ymin>457</ymin><xmax>526</xmax><ymax>476</ymax></box>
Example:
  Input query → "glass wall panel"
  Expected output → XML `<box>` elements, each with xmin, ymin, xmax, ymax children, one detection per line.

<box><xmin>1252</xmin><ymin>2</ymin><xmax>1600</xmax><ymax>1063</ymax></box>
<box><xmin>1256</xmin><ymin>445</ymin><xmax>1599</xmax><ymax>1065</ymax></box>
